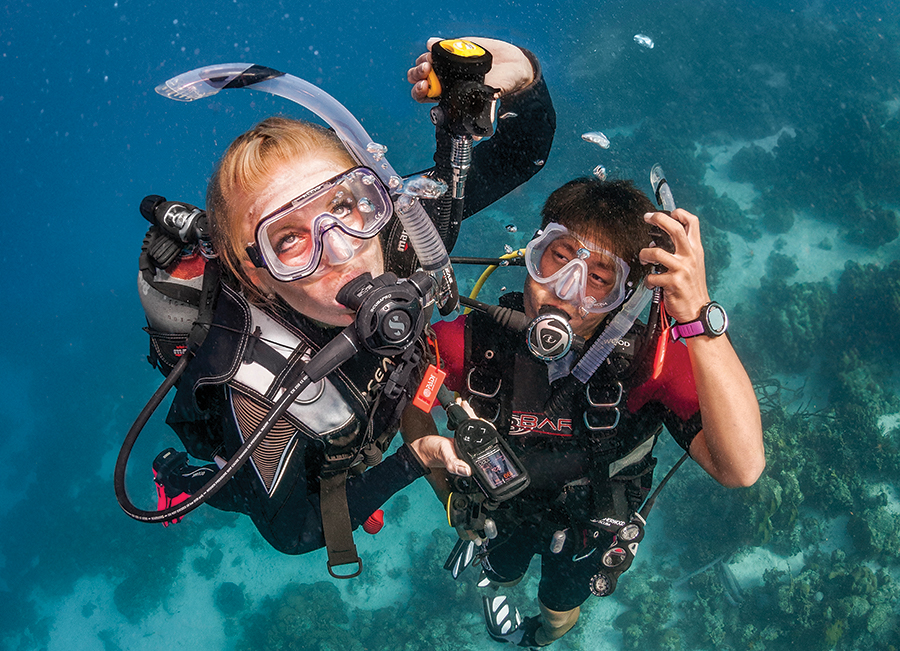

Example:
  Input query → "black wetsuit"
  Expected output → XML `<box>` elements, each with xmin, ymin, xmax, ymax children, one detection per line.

<box><xmin>151</xmin><ymin>59</ymin><xmax>556</xmax><ymax>556</ymax></box>
<box><xmin>433</xmin><ymin>293</ymin><xmax>702</xmax><ymax>610</ymax></box>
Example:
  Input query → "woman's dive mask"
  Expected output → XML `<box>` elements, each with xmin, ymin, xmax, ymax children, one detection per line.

<box><xmin>246</xmin><ymin>166</ymin><xmax>393</xmax><ymax>282</ymax></box>
<box><xmin>524</xmin><ymin>223</ymin><xmax>630</xmax><ymax>316</ymax></box>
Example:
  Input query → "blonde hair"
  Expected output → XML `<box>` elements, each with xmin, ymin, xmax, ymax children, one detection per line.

<box><xmin>206</xmin><ymin>116</ymin><xmax>355</xmax><ymax>303</ymax></box>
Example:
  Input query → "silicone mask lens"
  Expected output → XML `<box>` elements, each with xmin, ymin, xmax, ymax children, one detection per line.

<box><xmin>525</xmin><ymin>223</ymin><xmax>630</xmax><ymax>314</ymax></box>
<box><xmin>252</xmin><ymin>167</ymin><xmax>392</xmax><ymax>281</ymax></box>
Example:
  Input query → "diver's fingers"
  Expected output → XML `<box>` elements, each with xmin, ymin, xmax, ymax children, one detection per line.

<box><xmin>442</xmin><ymin>437</ymin><xmax>472</xmax><ymax>477</ymax></box>
<box><xmin>409</xmin><ymin>60</ymin><xmax>435</xmax><ymax>101</ymax></box>
<box><xmin>448</xmin><ymin>458</ymin><xmax>473</xmax><ymax>477</ymax></box>
<box><xmin>669</xmin><ymin>208</ymin><xmax>703</xmax><ymax>247</ymax></box>
<box><xmin>409</xmin><ymin>436</ymin><xmax>472</xmax><ymax>476</ymax></box>
<box><xmin>408</xmin><ymin>60</ymin><xmax>431</xmax><ymax>84</ymax></box>
<box><xmin>644</xmin><ymin>211</ymin><xmax>690</xmax><ymax>251</ymax></box>
<box><xmin>639</xmin><ymin>245</ymin><xmax>677</xmax><ymax>270</ymax></box>
<box><xmin>426</xmin><ymin>37</ymin><xmax>441</xmax><ymax>51</ymax></box>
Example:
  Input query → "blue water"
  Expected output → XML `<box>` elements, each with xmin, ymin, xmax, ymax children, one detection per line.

<box><xmin>3</xmin><ymin>1</ymin><xmax>899</xmax><ymax>649</ymax></box>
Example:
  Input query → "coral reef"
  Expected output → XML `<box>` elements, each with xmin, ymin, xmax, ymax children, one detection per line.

<box><xmin>214</xmin><ymin>581</ymin><xmax>248</xmax><ymax>618</ymax></box>
<box><xmin>232</xmin><ymin>528</ymin><xmax>509</xmax><ymax>650</ymax></box>
<box><xmin>732</xmin><ymin>276</ymin><xmax>832</xmax><ymax>376</ymax></box>
<box><xmin>616</xmin><ymin>570</ymin><xmax>679</xmax><ymax>650</ymax></box>
<box><xmin>235</xmin><ymin>582</ymin><xmax>363</xmax><ymax>651</ymax></box>
<box><xmin>727</xmin><ymin>105</ymin><xmax>900</xmax><ymax>249</ymax></box>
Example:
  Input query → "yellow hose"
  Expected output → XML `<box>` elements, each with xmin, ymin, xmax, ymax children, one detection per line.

<box><xmin>464</xmin><ymin>248</ymin><xmax>526</xmax><ymax>313</ymax></box>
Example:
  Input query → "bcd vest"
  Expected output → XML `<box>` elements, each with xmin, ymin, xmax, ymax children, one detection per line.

<box><xmin>461</xmin><ymin>293</ymin><xmax>662</xmax><ymax>529</ymax></box>
<box><xmin>139</xmin><ymin>246</ymin><xmax>428</xmax><ymax>575</ymax></box>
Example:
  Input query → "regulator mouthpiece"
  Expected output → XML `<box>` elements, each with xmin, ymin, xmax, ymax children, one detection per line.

<box><xmin>526</xmin><ymin>308</ymin><xmax>582</xmax><ymax>362</ymax></box>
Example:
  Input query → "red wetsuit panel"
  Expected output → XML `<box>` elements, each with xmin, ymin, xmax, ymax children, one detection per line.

<box><xmin>432</xmin><ymin>315</ymin><xmax>468</xmax><ymax>393</ymax></box>
<box><xmin>626</xmin><ymin>339</ymin><xmax>699</xmax><ymax>421</ymax></box>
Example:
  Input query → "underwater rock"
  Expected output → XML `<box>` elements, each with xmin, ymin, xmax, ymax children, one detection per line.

<box><xmin>830</xmin><ymin>261</ymin><xmax>900</xmax><ymax>374</ymax></box>
<box><xmin>848</xmin><ymin>507</ymin><xmax>900</xmax><ymax>561</ymax></box>
<box><xmin>765</xmin><ymin>251</ymin><xmax>799</xmax><ymax>280</ymax></box>
<box><xmin>114</xmin><ymin>573</ymin><xmax>165</xmax><ymax>624</ymax></box>
<box><xmin>214</xmin><ymin>581</ymin><xmax>246</xmax><ymax>617</ymax></box>
<box><xmin>702</xmin><ymin>193</ymin><xmax>760</xmax><ymax>241</ymax></box>
<box><xmin>386</xmin><ymin>493</ymin><xmax>410</xmax><ymax>520</ymax></box>
<box><xmin>754</xmin><ymin>188</ymin><xmax>795</xmax><ymax>234</ymax></box>
<box><xmin>836</xmin><ymin>595</ymin><xmax>871</xmax><ymax>621</ymax></box>
<box><xmin>844</xmin><ymin>205</ymin><xmax>899</xmax><ymax>248</ymax></box>
<box><xmin>866</xmin><ymin>603</ymin><xmax>893</xmax><ymax>636</ymax></box>
<box><xmin>734</xmin><ymin>276</ymin><xmax>832</xmax><ymax>375</ymax></box>
<box><xmin>192</xmin><ymin>547</ymin><xmax>223</xmax><ymax>580</ymax></box>
<box><xmin>729</xmin><ymin>143</ymin><xmax>776</xmax><ymax>185</ymax></box>
<box><xmin>235</xmin><ymin>582</ymin><xmax>361</xmax><ymax>651</ymax></box>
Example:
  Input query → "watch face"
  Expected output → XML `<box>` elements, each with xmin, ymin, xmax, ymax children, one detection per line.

<box><xmin>707</xmin><ymin>303</ymin><xmax>728</xmax><ymax>335</ymax></box>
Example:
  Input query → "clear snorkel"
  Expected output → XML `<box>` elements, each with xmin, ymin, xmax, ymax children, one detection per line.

<box><xmin>156</xmin><ymin>63</ymin><xmax>459</xmax><ymax>315</ymax></box>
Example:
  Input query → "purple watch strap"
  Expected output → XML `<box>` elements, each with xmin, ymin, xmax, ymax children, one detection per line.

<box><xmin>671</xmin><ymin>320</ymin><xmax>705</xmax><ymax>341</ymax></box>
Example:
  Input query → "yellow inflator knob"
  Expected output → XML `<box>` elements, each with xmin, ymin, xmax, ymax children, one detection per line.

<box><xmin>438</xmin><ymin>39</ymin><xmax>487</xmax><ymax>58</ymax></box>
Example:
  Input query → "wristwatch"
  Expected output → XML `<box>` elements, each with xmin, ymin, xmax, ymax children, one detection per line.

<box><xmin>670</xmin><ymin>301</ymin><xmax>728</xmax><ymax>340</ymax></box>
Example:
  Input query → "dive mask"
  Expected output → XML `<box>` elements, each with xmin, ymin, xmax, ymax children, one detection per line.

<box><xmin>247</xmin><ymin>166</ymin><xmax>393</xmax><ymax>282</ymax></box>
<box><xmin>524</xmin><ymin>223</ymin><xmax>630</xmax><ymax>315</ymax></box>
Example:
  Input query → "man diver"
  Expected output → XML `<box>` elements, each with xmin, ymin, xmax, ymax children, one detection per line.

<box><xmin>432</xmin><ymin>177</ymin><xmax>764</xmax><ymax>646</ymax></box>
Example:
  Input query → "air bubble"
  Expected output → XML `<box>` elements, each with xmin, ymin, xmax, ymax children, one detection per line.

<box><xmin>366</xmin><ymin>141</ymin><xmax>388</xmax><ymax>161</ymax></box>
<box><xmin>399</xmin><ymin>175</ymin><xmax>447</xmax><ymax>199</ymax></box>
<box><xmin>581</xmin><ymin>131</ymin><xmax>610</xmax><ymax>148</ymax></box>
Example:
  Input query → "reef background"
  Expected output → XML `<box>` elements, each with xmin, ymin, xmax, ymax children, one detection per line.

<box><xmin>1</xmin><ymin>1</ymin><xmax>898</xmax><ymax>650</ymax></box>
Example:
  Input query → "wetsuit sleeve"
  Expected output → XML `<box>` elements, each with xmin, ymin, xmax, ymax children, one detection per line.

<box><xmin>417</xmin><ymin>48</ymin><xmax>555</xmax><ymax>218</ymax></box>
<box><xmin>344</xmin><ymin>444</ymin><xmax>426</xmax><ymax>525</ymax></box>
<box><xmin>431</xmin><ymin>315</ymin><xmax>468</xmax><ymax>392</ymax></box>
<box><xmin>458</xmin><ymin>48</ymin><xmax>556</xmax><ymax>218</ymax></box>
<box><xmin>626</xmin><ymin>340</ymin><xmax>702</xmax><ymax>452</ymax></box>
<box><xmin>290</xmin><ymin>444</ymin><xmax>427</xmax><ymax>554</ymax></box>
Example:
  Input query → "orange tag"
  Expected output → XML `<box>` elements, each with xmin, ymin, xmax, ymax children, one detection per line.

<box><xmin>652</xmin><ymin>301</ymin><xmax>670</xmax><ymax>381</ymax></box>
<box><xmin>413</xmin><ymin>364</ymin><xmax>446</xmax><ymax>412</ymax></box>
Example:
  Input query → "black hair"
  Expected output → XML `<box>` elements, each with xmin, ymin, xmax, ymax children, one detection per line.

<box><xmin>540</xmin><ymin>177</ymin><xmax>656</xmax><ymax>283</ymax></box>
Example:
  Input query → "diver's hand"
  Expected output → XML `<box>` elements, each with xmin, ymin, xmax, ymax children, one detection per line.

<box><xmin>639</xmin><ymin>209</ymin><xmax>711</xmax><ymax>324</ymax></box>
<box><xmin>408</xmin><ymin>436</ymin><xmax>472</xmax><ymax>477</ymax></box>
<box><xmin>408</xmin><ymin>37</ymin><xmax>535</xmax><ymax>102</ymax></box>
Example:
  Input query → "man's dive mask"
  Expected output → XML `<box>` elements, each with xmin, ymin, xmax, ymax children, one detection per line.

<box><xmin>524</xmin><ymin>223</ymin><xmax>630</xmax><ymax>316</ymax></box>
<box><xmin>246</xmin><ymin>166</ymin><xmax>393</xmax><ymax>282</ymax></box>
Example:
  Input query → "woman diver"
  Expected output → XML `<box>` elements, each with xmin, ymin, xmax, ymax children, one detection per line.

<box><xmin>118</xmin><ymin>37</ymin><xmax>556</xmax><ymax>578</ymax></box>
